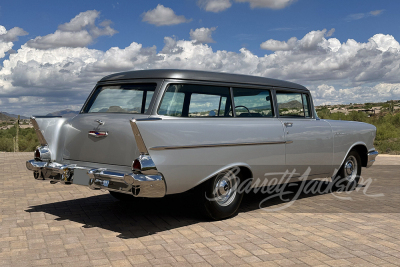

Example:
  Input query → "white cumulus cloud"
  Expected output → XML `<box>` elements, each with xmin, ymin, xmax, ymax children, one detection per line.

<box><xmin>261</xmin><ymin>29</ymin><xmax>336</xmax><ymax>51</ymax></box>
<box><xmin>197</xmin><ymin>0</ymin><xmax>232</xmax><ymax>12</ymax></box>
<box><xmin>142</xmin><ymin>5</ymin><xmax>192</xmax><ymax>26</ymax></box>
<box><xmin>190</xmin><ymin>27</ymin><xmax>217</xmax><ymax>44</ymax></box>
<box><xmin>26</xmin><ymin>10</ymin><xmax>117</xmax><ymax>49</ymax></box>
<box><xmin>234</xmin><ymin>0</ymin><xmax>296</xmax><ymax>9</ymax></box>
<box><xmin>1</xmin><ymin>11</ymin><xmax>400</xmax><ymax>115</ymax></box>
<box><xmin>0</xmin><ymin>25</ymin><xmax>28</xmax><ymax>59</ymax></box>
<box><xmin>311</xmin><ymin>83</ymin><xmax>400</xmax><ymax>106</ymax></box>
<box><xmin>260</xmin><ymin>36</ymin><xmax>297</xmax><ymax>51</ymax></box>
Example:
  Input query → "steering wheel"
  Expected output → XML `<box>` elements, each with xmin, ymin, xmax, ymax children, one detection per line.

<box><xmin>235</xmin><ymin>105</ymin><xmax>250</xmax><ymax>113</ymax></box>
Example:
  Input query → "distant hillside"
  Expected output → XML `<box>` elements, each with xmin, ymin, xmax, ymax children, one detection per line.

<box><xmin>0</xmin><ymin>112</ymin><xmax>29</xmax><ymax>120</ymax></box>
<box><xmin>46</xmin><ymin>109</ymin><xmax>79</xmax><ymax>117</ymax></box>
<box><xmin>280</xmin><ymin>100</ymin><xmax>303</xmax><ymax>109</ymax></box>
<box><xmin>0</xmin><ymin>113</ymin><xmax>14</xmax><ymax>121</ymax></box>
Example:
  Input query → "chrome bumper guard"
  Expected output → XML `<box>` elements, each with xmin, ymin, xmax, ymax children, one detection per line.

<box><xmin>26</xmin><ymin>160</ymin><xmax>76</xmax><ymax>183</ymax></box>
<box><xmin>26</xmin><ymin>160</ymin><xmax>166</xmax><ymax>198</ymax></box>
<box><xmin>366</xmin><ymin>150</ymin><xmax>379</xmax><ymax>168</ymax></box>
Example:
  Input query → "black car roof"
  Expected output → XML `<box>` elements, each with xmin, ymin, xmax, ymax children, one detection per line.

<box><xmin>99</xmin><ymin>69</ymin><xmax>308</xmax><ymax>91</ymax></box>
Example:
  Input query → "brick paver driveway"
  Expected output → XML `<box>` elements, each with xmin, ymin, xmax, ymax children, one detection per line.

<box><xmin>0</xmin><ymin>152</ymin><xmax>399</xmax><ymax>266</ymax></box>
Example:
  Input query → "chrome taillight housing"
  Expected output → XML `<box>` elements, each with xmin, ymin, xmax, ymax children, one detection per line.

<box><xmin>34</xmin><ymin>146</ymin><xmax>51</xmax><ymax>161</ymax></box>
<box><xmin>131</xmin><ymin>154</ymin><xmax>158</xmax><ymax>175</ymax></box>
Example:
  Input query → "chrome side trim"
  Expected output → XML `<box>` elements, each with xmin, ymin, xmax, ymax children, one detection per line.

<box><xmin>136</xmin><ymin>117</ymin><xmax>163</xmax><ymax>121</ymax></box>
<box><xmin>31</xmin><ymin>115</ymin><xmax>62</xmax><ymax>118</ymax></box>
<box><xmin>150</xmin><ymin>140</ymin><xmax>292</xmax><ymax>151</ymax></box>
<box><xmin>366</xmin><ymin>150</ymin><xmax>379</xmax><ymax>168</ymax></box>
<box><xmin>130</xmin><ymin>119</ymin><xmax>149</xmax><ymax>154</ymax></box>
<box><xmin>30</xmin><ymin>117</ymin><xmax>47</xmax><ymax>146</ymax></box>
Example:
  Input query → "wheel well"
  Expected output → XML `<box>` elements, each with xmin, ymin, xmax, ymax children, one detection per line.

<box><xmin>237</xmin><ymin>166</ymin><xmax>253</xmax><ymax>181</ymax></box>
<box><xmin>351</xmin><ymin>145</ymin><xmax>368</xmax><ymax>167</ymax></box>
<box><xmin>200</xmin><ymin>166</ymin><xmax>253</xmax><ymax>186</ymax></box>
<box><xmin>193</xmin><ymin>165</ymin><xmax>253</xmax><ymax>192</ymax></box>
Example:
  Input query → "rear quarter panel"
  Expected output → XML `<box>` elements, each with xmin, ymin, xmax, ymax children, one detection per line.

<box><xmin>34</xmin><ymin>117</ymin><xmax>69</xmax><ymax>162</ymax></box>
<box><xmin>137</xmin><ymin>117</ymin><xmax>286</xmax><ymax>194</ymax></box>
<box><xmin>324</xmin><ymin>119</ymin><xmax>376</xmax><ymax>169</ymax></box>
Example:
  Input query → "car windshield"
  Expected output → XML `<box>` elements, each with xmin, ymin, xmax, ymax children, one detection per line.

<box><xmin>83</xmin><ymin>83</ymin><xmax>157</xmax><ymax>113</ymax></box>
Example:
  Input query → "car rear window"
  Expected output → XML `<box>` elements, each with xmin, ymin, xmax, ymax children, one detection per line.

<box><xmin>82</xmin><ymin>83</ymin><xmax>157</xmax><ymax>113</ymax></box>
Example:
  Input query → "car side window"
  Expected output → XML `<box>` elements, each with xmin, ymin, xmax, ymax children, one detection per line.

<box><xmin>158</xmin><ymin>84</ymin><xmax>232</xmax><ymax>117</ymax></box>
<box><xmin>276</xmin><ymin>92</ymin><xmax>305</xmax><ymax>117</ymax></box>
<box><xmin>232</xmin><ymin>88</ymin><xmax>273</xmax><ymax>117</ymax></box>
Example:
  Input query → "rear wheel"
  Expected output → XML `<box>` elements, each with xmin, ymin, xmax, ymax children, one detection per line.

<box><xmin>332</xmin><ymin>150</ymin><xmax>362</xmax><ymax>191</ymax></box>
<box><xmin>196</xmin><ymin>170</ymin><xmax>245</xmax><ymax>220</ymax></box>
<box><xmin>109</xmin><ymin>191</ymin><xmax>135</xmax><ymax>201</ymax></box>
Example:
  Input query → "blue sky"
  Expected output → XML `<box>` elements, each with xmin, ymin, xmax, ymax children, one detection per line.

<box><xmin>3</xmin><ymin>0</ymin><xmax>396</xmax><ymax>56</ymax></box>
<box><xmin>1</xmin><ymin>0</ymin><xmax>400</xmax><ymax>116</ymax></box>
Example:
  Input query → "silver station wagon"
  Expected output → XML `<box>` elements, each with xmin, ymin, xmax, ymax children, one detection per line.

<box><xmin>27</xmin><ymin>69</ymin><xmax>378</xmax><ymax>220</ymax></box>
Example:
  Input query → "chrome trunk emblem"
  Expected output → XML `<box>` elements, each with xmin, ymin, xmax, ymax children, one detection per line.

<box><xmin>95</xmin><ymin>119</ymin><xmax>105</xmax><ymax>125</ymax></box>
<box><xmin>88</xmin><ymin>131</ymin><xmax>108</xmax><ymax>137</ymax></box>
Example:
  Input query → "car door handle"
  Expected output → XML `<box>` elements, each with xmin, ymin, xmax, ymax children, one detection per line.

<box><xmin>284</xmin><ymin>122</ymin><xmax>293</xmax><ymax>127</ymax></box>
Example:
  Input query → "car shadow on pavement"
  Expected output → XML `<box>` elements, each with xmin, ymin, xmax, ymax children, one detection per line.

<box><xmin>25</xmin><ymin>179</ymin><xmax>372</xmax><ymax>239</ymax></box>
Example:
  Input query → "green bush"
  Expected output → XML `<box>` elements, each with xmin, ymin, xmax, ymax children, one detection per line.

<box><xmin>0</xmin><ymin>126</ymin><xmax>39</xmax><ymax>152</ymax></box>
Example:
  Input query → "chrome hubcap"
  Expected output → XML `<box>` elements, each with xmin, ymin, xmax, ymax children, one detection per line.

<box><xmin>344</xmin><ymin>155</ymin><xmax>358</xmax><ymax>182</ymax></box>
<box><xmin>213</xmin><ymin>172</ymin><xmax>238</xmax><ymax>207</ymax></box>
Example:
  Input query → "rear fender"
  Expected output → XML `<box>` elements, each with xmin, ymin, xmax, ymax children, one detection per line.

<box><xmin>195</xmin><ymin>163</ymin><xmax>253</xmax><ymax>188</ymax></box>
<box><xmin>31</xmin><ymin>116</ymin><xmax>69</xmax><ymax>162</ymax></box>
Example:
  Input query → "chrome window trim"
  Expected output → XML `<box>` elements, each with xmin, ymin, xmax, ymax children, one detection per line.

<box><xmin>149</xmin><ymin>140</ymin><xmax>292</xmax><ymax>151</ymax></box>
<box><xmin>229</xmin><ymin>87</ymin><xmax>236</xmax><ymax>118</ymax></box>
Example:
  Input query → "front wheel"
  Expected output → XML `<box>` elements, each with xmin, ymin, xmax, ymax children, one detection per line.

<box><xmin>196</xmin><ymin>170</ymin><xmax>245</xmax><ymax>220</ymax></box>
<box><xmin>332</xmin><ymin>150</ymin><xmax>362</xmax><ymax>191</ymax></box>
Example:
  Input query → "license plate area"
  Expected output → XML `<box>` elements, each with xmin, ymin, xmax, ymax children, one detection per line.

<box><xmin>73</xmin><ymin>168</ymin><xmax>90</xmax><ymax>186</ymax></box>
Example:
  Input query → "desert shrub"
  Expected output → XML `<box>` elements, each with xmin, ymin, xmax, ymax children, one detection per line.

<box><xmin>376</xmin><ymin>123</ymin><xmax>398</xmax><ymax>141</ymax></box>
<box><xmin>0</xmin><ymin>138</ymin><xmax>13</xmax><ymax>152</ymax></box>
<box><xmin>0</xmin><ymin>127</ymin><xmax>39</xmax><ymax>152</ymax></box>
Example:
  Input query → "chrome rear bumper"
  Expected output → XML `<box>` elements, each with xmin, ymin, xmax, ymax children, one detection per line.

<box><xmin>26</xmin><ymin>160</ymin><xmax>166</xmax><ymax>198</ymax></box>
<box><xmin>366</xmin><ymin>150</ymin><xmax>379</xmax><ymax>168</ymax></box>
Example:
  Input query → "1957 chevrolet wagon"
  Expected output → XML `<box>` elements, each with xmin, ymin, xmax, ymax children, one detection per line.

<box><xmin>27</xmin><ymin>69</ymin><xmax>378</xmax><ymax>220</ymax></box>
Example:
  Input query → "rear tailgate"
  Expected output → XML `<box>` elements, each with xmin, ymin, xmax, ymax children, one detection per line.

<box><xmin>63</xmin><ymin>113</ymin><xmax>149</xmax><ymax>166</ymax></box>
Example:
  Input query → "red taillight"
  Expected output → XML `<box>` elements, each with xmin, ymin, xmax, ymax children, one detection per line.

<box><xmin>34</xmin><ymin>149</ymin><xmax>40</xmax><ymax>159</ymax></box>
<box><xmin>132</xmin><ymin>159</ymin><xmax>141</xmax><ymax>171</ymax></box>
